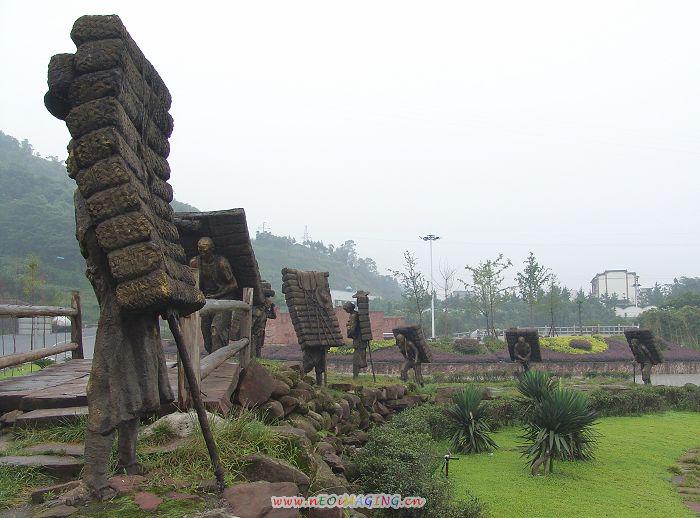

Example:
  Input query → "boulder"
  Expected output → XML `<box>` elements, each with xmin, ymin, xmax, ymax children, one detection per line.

<box><xmin>370</xmin><ymin>412</ymin><xmax>385</xmax><ymax>424</ymax></box>
<box><xmin>260</xmin><ymin>400</ymin><xmax>285</xmax><ymax>421</ymax></box>
<box><xmin>301</xmin><ymin>376</ymin><xmax>316</xmax><ymax>386</ymax></box>
<box><xmin>342</xmin><ymin>393</ymin><xmax>361</xmax><ymax>409</ymax></box>
<box><xmin>278</xmin><ymin>396</ymin><xmax>300</xmax><ymax>416</ymax></box>
<box><xmin>311</xmin><ymin>454</ymin><xmax>347</xmax><ymax>494</ymax></box>
<box><xmin>296</xmin><ymin>381</ymin><xmax>314</xmax><ymax>392</ymax></box>
<box><xmin>31</xmin><ymin>481</ymin><xmax>81</xmax><ymax>504</ymax></box>
<box><xmin>140</xmin><ymin>411</ymin><xmax>226</xmax><ymax>439</ymax></box>
<box><xmin>337</xmin><ymin>400</ymin><xmax>350</xmax><ymax>420</ymax></box>
<box><xmin>222</xmin><ymin>481</ymin><xmax>299</xmax><ymax>518</ymax></box>
<box><xmin>315</xmin><ymin>442</ymin><xmax>335</xmax><ymax>456</ymax></box>
<box><xmin>242</xmin><ymin>453</ymin><xmax>310</xmax><ymax>492</ymax></box>
<box><xmin>322</xmin><ymin>453</ymin><xmax>345</xmax><ymax>474</ymax></box>
<box><xmin>288</xmin><ymin>416</ymin><xmax>319</xmax><ymax>443</ymax></box>
<box><xmin>108</xmin><ymin>474</ymin><xmax>145</xmax><ymax>495</ymax></box>
<box><xmin>134</xmin><ymin>492</ymin><xmax>163</xmax><ymax>511</ymax></box>
<box><xmin>236</xmin><ymin>361</ymin><xmax>276</xmax><ymax>407</ymax></box>
<box><xmin>289</xmin><ymin>388</ymin><xmax>313</xmax><ymax>402</ymax></box>
<box><xmin>271</xmin><ymin>379</ymin><xmax>291</xmax><ymax>399</ymax></box>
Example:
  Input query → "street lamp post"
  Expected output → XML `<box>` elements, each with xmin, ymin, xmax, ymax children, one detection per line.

<box><xmin>420</xmin><ymin>234</ymin><xmax>440</xmax><ymax>339</ymax></box>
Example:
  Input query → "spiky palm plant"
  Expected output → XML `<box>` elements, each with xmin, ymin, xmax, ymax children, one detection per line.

<box><xmin>444</xmin><ymin>386</ymin><xmax>497</xmax><ymax>454</ymax></box>
<box><xmin>520</xmin><ymin>388</ymin><xmax>598</xmax><ymax>473</ymax></box>
<box><xmin>517</xmin><ymin>370</ymin><xmax>555</xmax><ymax>405</ymax></box>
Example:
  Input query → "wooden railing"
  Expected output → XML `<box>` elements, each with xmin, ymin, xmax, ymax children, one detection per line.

<box><xmin>176</xmin><ymin>286</ymin><xmax>254</xmax><ymax>408</ymax></box>
<box><xmin>0</xmin><ymin>291</ymin><xmax>84</xmax><ymax>369</ymax></box>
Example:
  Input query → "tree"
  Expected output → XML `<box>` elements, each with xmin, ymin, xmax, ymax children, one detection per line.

<box><xmin>438</xmin><ymin>261</ymin><xmax>457</xmax><ymax>336</ymax></box>
<box><xmin>546</xmin><ymin>277</ymin><xmax>562</xmax><ymax>336</ymax></box>
<box><xmin>575</xmin><ymin>289</ymin><xmax>585</xmax><ymax>330</ymax></box>
<box><xmin>20</xmin><ymin>254</ymin><xmax>45</xmax><ymax>304</ymax></box>
<box><xmin>516</xmin><ymin>252</ymin><xmax>551</xmax><ymax>325</ymax></box>
<box><xmin>389</xmin><ymin>251</ymin><xmax>430</xmax><ymax>327</ymax></box>
<box><xmin>461</xmin><ymin>254</ymin><xmax>512</xmax><ymax>337</ymax></box>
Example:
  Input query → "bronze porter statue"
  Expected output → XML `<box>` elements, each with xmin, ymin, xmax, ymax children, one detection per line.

<box><xmin>625</xmin><ymin>329</ymin><xmax>663</xmax><ymax>385</ymax></box>
<box><xmin>343</xmin><ymin>301</ymin><xmax>368</xmax><ymax>379</ymax></box>
<box><xmin>44</xmin><ymin>15</ymin><xmax>205</xmax><ymax>503</ymax></box>
<box><xmin>190</xmin><ymin>237</ymin><xmax>238</xmax><ymax>353</ymax></box>
<box><xmin>514</xmin><ymin>335</ymin><xmax>532</xmax><ymax>373</ymax></box>
<box><xmin>393</xmin><ymin>325</ymin><xmax>431</xmax><ymax>387</ymax></box>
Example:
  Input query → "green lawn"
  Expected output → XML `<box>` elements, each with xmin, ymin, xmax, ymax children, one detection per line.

<box><xmin>449</xmin><ymin>412</ymin><xmax>700</xmax><ymax>518</ymax></box>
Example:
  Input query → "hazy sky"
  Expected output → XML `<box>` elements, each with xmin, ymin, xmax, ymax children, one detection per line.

<box><xmin>1</xmin><ymin>1</ymin><xmax>698</xmax><ymax>292</ymax></box>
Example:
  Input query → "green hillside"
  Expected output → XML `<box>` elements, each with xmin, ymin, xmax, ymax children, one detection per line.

<box><xmin>0</xmin><ymin>132</ymin><xmax>400</xmax><ymax>319</ymax></box>
<box><xmin>253</xmin><ymin>232</ymin><xmax>401</xmax><ymax>301</ymax></box>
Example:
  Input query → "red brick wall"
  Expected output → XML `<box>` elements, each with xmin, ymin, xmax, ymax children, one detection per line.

<box><xmin>265</xmin><ymin>307</ymin><xmax>406</xmax><ymax>345</ymax></box>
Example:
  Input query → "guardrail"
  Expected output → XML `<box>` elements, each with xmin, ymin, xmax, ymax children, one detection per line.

<box><xmin>454</xmin><ymin>324</ymin><xmax>639</xmax><ymax>339</ymax></box>
<box><xmin>0</xmin><ymin>291</ymin><xmax>83</xmax><ymax>370</ymax></box>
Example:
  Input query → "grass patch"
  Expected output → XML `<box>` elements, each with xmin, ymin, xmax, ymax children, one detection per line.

<box><xmin>11</xmin><ymin>416</ymin><xmax>87</xmax><ymax>446</ymax></box>
<box><xmin>138</xmin><ymin>410</ymin><xmax>308</xmax><ymax>490</ymax></box>
<box><xmin>449</xmin><ymin>411</ymin><xmax>700</xmax><ymax>517</ymax></box>
<box><xmin>329</xmin><ymin>339</ymin><xmax>396</xmax><ymax>355</ymax></box>
<box><xmin>0</xmin><ymin>465</ymin><xmax>53</xmax><ymax>509</ymax></box>
<box><xmin>540</xmin><ymin>335</ymin><xmax>608</xmax><ymax>355</ymax></box>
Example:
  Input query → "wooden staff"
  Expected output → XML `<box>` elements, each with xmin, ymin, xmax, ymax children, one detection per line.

<box><xmin>367</xmin><ymin>340</ymin><xmax>376</xmax><ymax>382</ymax></box>
<box><xmin>166</xmin><ymin>310</ymin><xmax>225</xmax><ymax>490</ymax></box>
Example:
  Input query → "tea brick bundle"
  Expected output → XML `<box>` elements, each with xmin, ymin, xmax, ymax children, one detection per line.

<box><xmin>624</xmin><ymin>329</ymin><xmax>664</xmax><ymax>365</ymax></box>
<box><xmin>44</xmin><ymin>15</ymin><xmax>203</xmax><ymax>315</ymax></box>
<box><xmin>353</xmin><ymin>291</ymin><xmax>373</xmax><ymax>341</ymax></box>
<box><xmin>281</xmin><ymin>268</ymin><xmax>343</xmax><ymax>348</ymax></box>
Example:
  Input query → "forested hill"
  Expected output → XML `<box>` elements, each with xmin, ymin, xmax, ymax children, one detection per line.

<box><xmin>0</xmin><ymin>132</ymin><xmax>400</xmax><ymax>313</ymax></box>
<box><xmin>253</xmin><ymin>232</ymin><xmax>402</xmax><ymax>300</ymax></box>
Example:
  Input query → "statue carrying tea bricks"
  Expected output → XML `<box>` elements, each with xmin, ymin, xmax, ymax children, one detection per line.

<box><xmin>624</xmin><ymin>329</ymin><xmax>663</xmax><ymax>385</ymax></box>
<box><xmin>190</xmin><ymin>237</ymin><xmax>238</xmax><ymax>353</ymax></box>
<box><xmin>393</xmin><ymin>325</ymin><xmax>431</xmax><ymax>387</ymax></box>
<box><xmin>251</xmin><ymin>281</ymin><xmax>276</xmax><ymax>357</ymax></box>
<box><xmin>505</xmin><ymin>328</ymin><xmax>542</xmax><ymax>376</ymax></box>
<box><xmin>45</xmin><ymin>15</ymin><xmax>205</xmax><ymax>503</ymax></box>
<box><xmin>282</xmin><ymin>268</ymin><xmax>343</xmax><ymax>385</ymax></box>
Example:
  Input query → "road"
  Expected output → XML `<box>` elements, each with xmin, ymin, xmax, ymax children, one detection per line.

<box><xmin>0</xmin><ymin>326</ymin><xmax>97</xmax><ymax>359</ymax></box>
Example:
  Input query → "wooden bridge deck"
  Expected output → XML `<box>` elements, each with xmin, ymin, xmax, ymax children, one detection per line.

<box><xmin>0</xmin><ymin>359</ymin><xmax>240</xmax><ymax>419</ymax></box>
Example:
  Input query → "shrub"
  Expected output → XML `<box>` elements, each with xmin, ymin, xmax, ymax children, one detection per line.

<box><xmin>519</xmin><ymin>388</ymin><xmax>598</xmax><ymax>473</ymax></box>
<box><xmin>570</xmin><ymin>339</ymin><xmax>592</xmax><ymax>351</ymax></box>
<box><xmin>348</xmin><ymin>407</ymin><xmax>485</xmax><ymax>517</ymax></box>
<box><xmin>587</xmin><ymin>384</ymin><xmax>700</xmax><ymax>416</ymax></box>
<box><xmin>453</xmin><ymin>338</ymin><xmax>485</xmax><ymax>355</ymax></box>
<box><xmin>540</xmin><ymin>335</ymin><xmax>608</xmax><ymax>354</ymax></box>
<box><xmin>482</xmin><ymin>398</ymin><xmax>527</xmax><ymax>430</ymax></box>
<box><xmin>444</xmin><ymin>387</ymin><xmax>497</xmax><ymax>454</ymax></box>
<box><xmin>390</xmin><ymin>403</ymin><xmax>451</xmax><ymax>440</ymax></box>
<box><xmin>517</xmin><ymin>370</ymin><xmax>555</xmax><ymax>405</ymax></box>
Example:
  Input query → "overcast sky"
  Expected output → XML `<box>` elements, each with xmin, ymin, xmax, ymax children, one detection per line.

<box><xmin>1</xmin><ymin>1</ymin><xmax>698</xmax><ymax>292</ymax></box>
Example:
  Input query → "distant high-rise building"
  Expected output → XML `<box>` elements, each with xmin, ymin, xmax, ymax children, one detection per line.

<box><xmin>591</xmin><ymin>270</ymin><xmax>639</xmax><ymax>305</ymax></box>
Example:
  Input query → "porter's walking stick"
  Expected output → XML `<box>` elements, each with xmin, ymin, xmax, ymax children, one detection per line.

<box><xmin>166</xmin><ymin>310</ymin><xmax>225</xmax><ymax>490</ymax></box>
<box><xmin>367</xmin><ymin>341</ymin><xmax>376</xmax><ymax>382</ymax></box>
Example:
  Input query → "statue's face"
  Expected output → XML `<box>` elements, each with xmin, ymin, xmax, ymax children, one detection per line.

<box><xmin>396</xmin><ymin>334</ymin><xmax>405</xmax><ymax>345</ymax></box>
<box><xmin>518</xmin><ymin>336</ymin><xmax>525</xmax><ymax>343</ymax></box>
<box><xmin>198</xmin><ymin>238</ymin><xmax>214</xmax><ymax>256</ymax></box>
<box><xmin>343</xmin><ymin>303</ymin><xmax>354</xmax><ymax>314</ymax></box>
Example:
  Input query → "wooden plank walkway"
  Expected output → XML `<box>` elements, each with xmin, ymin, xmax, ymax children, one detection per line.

<box><xmin>0</xmin><ymin>359</ymin><xmax>241</xmax><ymax>417</ymax></box>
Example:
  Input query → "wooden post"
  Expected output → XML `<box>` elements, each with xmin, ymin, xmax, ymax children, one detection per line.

<box><xmin>239</xmin><ymin>288</ymin><xmax>254</xmax><ymax>369</ymax></box>
<box><xmin>178</xmin><ymin>269</ymin><xmax>203</xmax><ymax>409</ymax></box>
<box><xmin>70</xmin><ymin>291</ymin><xmax>83</xmax><ymax>360</ymax></box>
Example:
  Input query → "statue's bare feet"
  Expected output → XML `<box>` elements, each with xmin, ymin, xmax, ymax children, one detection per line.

<box><xmin>53</xmin><ymin>482</ymin><xmax>117</xmax><ymax>506</ymax></box>
<box><xmin>117</xmin><ymin>462</ymin><xmax>148</xmax><ymax>476</ymax></box>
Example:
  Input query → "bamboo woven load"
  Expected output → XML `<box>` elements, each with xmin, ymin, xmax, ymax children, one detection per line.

<box><xmin>505</xmin><ymin>328</ymin><xmax>543</xmax><ymax>362</ymax></box>
<box><xmin>624</xmin><ymin>329</ymin><xmax>664</xmax><ymax>365</ymax></box>
<box><xmin>392</xmin><ymin>325</ymin><xmax>432</xmax><ymax>363</ymax></box>
<box><xmin>44</xmin><ymin>14</ymin><xmax>203</xmax><ymax>316</ymax></box>
<box><xmin>174</xmin><ymin>209</ymin><xmax>265</xmax><ymax>305</ymax></box>
<box><xmin>353</xmin><ymin>291</ymin><xmax>373</xmax><ymax>341</ymax></box>
<box><xmin>281</xmin><ymin>268</ymin><xmax>343</xmax><ymax>348</ymax></box>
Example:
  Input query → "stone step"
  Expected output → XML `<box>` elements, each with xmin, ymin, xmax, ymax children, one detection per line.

<box><xmin>23</xmin><ymin>442</ymin><xmax>84</xmax><ymax>457</ymax></box>
<box><xmin>14</xmin><ymin>406</ymin><xmax>88</xmax><ymax>428</ymax></box>
<box><xmin>0</xmin><ymin>454</ymin><xmax>83</xmax><ymax>478</ymax></box>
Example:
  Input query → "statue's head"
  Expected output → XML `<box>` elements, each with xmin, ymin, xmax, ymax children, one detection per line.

<box><xmin>517</xmin><ymin>336</ymin><xmax>525</xmax><ymax>343</ymax></box>
<box><xmin>631</xmin><ymin>338</ymin><xmax>639</xmax><ymax>346</ymax></box>
<box><xmin>197</xmin><ymin>237</ymin><xmax>215</xmax><ymax>256</ymax></box>
<box><xmin>342</xmin><ymin>301</ymin><xmax>355</xmax><ymax>313</ymax></box>
<box><xmin>396</xmin><ymin>333</ymin><xmax>405</xmax><ymax>345</ymax></box>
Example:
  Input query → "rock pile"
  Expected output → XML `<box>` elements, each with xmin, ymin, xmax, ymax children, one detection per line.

<box><xmin>232</xmin><ymin>361</ymin><xmax>429</xmax><ymax>494</ymax></box>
